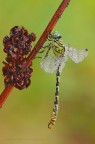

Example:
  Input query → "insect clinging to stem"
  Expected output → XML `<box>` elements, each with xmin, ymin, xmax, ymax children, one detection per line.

<box><xmin>40</xmin><ymin>31</ymin><xmax>88</xmax><ymax>129</ymax></box>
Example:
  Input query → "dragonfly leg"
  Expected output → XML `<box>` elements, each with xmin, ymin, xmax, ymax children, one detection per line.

<box><xmin>36</xmin><ymin>44</ymin><xmax>51</xmax><ymax>59</ymax></box>
<box><xmin>35</xmin><ymin>56</ymin><xmax>42</xmax><ymax>59</ymax></box>
<box><xmin>2</xmin><ymin>61</ymin><xmax>7</xmax><ymax>65</ymax></box>
<box><xmin>44</xmin><ymin>46</ymin><xmax>51</xmax><ymax>58</ymax></box>
<box><xmin>39</xmin><ymin>43</ymin><xmax>51</xmax><ymax>54</ymax></box>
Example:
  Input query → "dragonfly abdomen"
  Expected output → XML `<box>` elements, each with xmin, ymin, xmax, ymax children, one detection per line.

<box><xmin>48</xmin><ymin>66</ymin><xmax>60</xmax><ymax>129</ymax></box>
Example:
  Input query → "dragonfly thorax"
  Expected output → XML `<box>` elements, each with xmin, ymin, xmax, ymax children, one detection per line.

<box><xmin>52</xmin><ymin>42</ymin><xmax>65</xmax><ymax>57</ymax></box>
<box><xmin>48</xmin><ymin>32</ymin><xmax>65</xmax><ymax>57</ymax></box>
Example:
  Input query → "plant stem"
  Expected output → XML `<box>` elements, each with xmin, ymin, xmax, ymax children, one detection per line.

<box><xmin>0</xmin><ymin>86</ymin><xmax>14</xmax><ymax>107</ymax></box>
<box><xmin>25</xmin><ymin>0</ymin><xmax>70</xmax><ymax>69</ymax></box>
<box><xmin>0</xmin><ymin>0</ymin><xmax>71</xmax><ymax>107</ymax></box>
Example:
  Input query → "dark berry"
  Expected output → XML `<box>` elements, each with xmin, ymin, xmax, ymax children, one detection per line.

<box><xmin>3</xmin><ymin>36</ymin><xmax>10</xmax><ymax>45</ymax></box>
<box><xmin>29</xmin><ymin>33</ymin><xmax>36</xmax><ymax>42</ymax></box>
<box><xmin>10</xmin><ymin>26</ymin><xmax>21</xmax><ymax>36</ymax></box>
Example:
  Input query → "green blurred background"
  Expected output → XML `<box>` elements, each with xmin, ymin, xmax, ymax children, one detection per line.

<box><xmin>0</xmin><ymin>0</ymin><xmax>95</xmax><ymax>144</ymax></box>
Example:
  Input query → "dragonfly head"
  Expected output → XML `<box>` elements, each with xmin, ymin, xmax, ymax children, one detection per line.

<box><xmin>49</xmin><ymin>32</ymin><xmax>62</xmax><ymax>41</ymax></box>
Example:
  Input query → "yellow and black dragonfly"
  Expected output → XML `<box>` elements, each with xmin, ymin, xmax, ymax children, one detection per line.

<box><xmin>40</xmin><ymin>32</ymin><xmax>88</xmax><ymax>129</ymax></box>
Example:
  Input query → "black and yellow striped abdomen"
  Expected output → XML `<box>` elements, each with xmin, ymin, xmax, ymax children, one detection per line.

<box><xmin>48</xmin><ymin>66</ymin><xmax>60</xmax><ymax>129</ymax></box>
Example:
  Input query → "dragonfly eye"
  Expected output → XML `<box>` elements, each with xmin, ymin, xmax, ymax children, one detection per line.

<box><xmin>50</xmin><ymin>32</ymin><xmax>61</xmax><ymax>39</ymax></box>
<box><xmin>54</xmin><ymin>35</ymin><xmax>61</xmax><ymax>40</ymax></box>
<box><xmin>58</xmin><ymin>35</ymin><xmax>61</xmax><ymax>39</ymax></box>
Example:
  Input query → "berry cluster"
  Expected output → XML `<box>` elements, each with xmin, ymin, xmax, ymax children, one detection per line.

<box><xmin>2</xmin><ymin>26</ymin><xmax>36</xmax><ymax>90</ymax></box>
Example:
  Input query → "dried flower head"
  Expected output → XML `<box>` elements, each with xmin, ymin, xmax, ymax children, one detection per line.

<box><xmin>3</xmin><ymin>26</ymin><xmax>36</xmax><ymax>90</ymax></box>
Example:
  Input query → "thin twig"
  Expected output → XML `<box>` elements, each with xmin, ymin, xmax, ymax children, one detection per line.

<box><xmin>0</xmin><ymin>0</ymin><xmax>71</xmax><ymax>107</ymax></box>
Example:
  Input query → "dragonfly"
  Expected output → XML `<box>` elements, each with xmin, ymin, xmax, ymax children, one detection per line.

<box><xmin>40</xmin><ymin>32</ymin><xmax>88</xmax><ymax>129</ymax></box>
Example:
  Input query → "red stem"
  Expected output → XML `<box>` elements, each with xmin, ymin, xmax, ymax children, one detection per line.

<box><xmin>0</xmin><ymin>86</ymin><xmax>14</xmax><ymax>107</ymax></box>
<box><xmin>0</xmin><ymin>0</ymin><xmax>71</xmax><ymax>107</ymax></box>
<box><xmin>25</xmin><ymin>0</ymin><xmax>70</xmax><ymax>69</ymax></box>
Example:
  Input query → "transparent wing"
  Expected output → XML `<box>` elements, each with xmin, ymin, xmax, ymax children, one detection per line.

<box><xmin>40</xmin><ymin>55</ymin><xmax>68</xmax><ymax>74</ymax></box>
<box><xmin>68</xmin><ymin>47</ymin><xmax>88</xmax><ymax>63</ymax></box>
<box><xmin>58</xmin><ymin>55</ymin><xmax>68</xmax><ymax>73</ymax></box>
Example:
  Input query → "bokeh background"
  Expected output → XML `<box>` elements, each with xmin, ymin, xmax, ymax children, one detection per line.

<box><xmin>0</xmin><ymin>0</ymin><xmax>95</xmax><ymax>144</ymax></box>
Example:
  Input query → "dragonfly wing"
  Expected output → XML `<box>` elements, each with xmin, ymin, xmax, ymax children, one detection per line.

<box><xmin>59</xmin><ymin>55</ymin><xmax>68</xmax><ymax>73</ymax></box>
<box><xmin>40</xmin><ymin>55</ymin><xmax>68</xmax><ymax>74</ymax></box>
<box><xmin>40</xmin><ymin>56</ymin><xmax>59</xmax><ymax>73</ymax></box>
<box><xmin>68</xmin><ymin>47</ymin><xmax>88</xmax><ymax>63</ymax></box>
